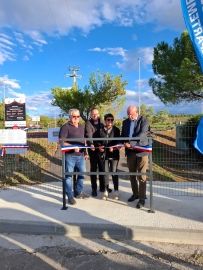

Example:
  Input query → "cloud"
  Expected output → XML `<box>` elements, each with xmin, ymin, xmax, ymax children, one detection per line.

<box><xmin>90</xmin><ymin>46</ymin><xmax>153</xmax><ymax>71</ymax></box>
<box><xmin>143</xmin><ymin>0</ymin><xmax>184</xmax><ymax>31</ymax></box>
<box><xmin>117</xmin><ymin>47</ymin><xmax>154</xmax><ymax>71</ymax></box>
<box><xmin>0</xmin><ymin>0</ymin><xmax>184</xmax><ymax>64</ymax></box>
<box><xmin>26</xmin><ymin>91</ymin><xmax>61</xmax><ymax>116</ymax></box>
<box><xmin>0</xmin><ymin>33</ymin><xmax>16</xmax><ymax>64</ymax></box>
<box><xmin>89</xmin><ymin>47</ymin><xmax>127</xmax><ymax>57</ymax></box>
<box><xmin>124</xmin><ymin>88</ymin><xmax>203</xmax><ymax>115</ymax></box>
<box><xmin>0</xmin><ymin>75</ymin><xmax>61</xmax><ymax>116</ymax></box>
<box><xmin>0</xmin><ymin>75</ymin><xmax>20</xmax><ymax>89</ymax></box>
<box><xmin>0</xmin><ymin>1</ymin><xmax>184</xmax><ymax>35</ymax></box>
<box><xmin>26</xmin><ymin>31</ymin><xmax>47</xmax><ymax>47</ymax></box>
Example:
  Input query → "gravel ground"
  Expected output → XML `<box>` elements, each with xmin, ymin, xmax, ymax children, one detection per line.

<box><xmin>0</xmin><ymin>234</ymin><xmax>202</xmax><ymax>269</ymax></box>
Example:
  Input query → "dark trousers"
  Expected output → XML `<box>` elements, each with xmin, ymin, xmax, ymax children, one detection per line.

<box><xmin>127</xmin><ymin>152</ymin><xmax>148</xmax><ymax>200</ymax></box>
<box><xmin>89</xmin><ymin>150</ymin><xmax>105</xmax><ymax>192</ymax></box>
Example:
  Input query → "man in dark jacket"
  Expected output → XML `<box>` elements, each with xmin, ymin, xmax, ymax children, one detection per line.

<box><xmin>94</xmin><ymin>113</ymin><xmax>120</xmax><ymax>200</ymax></box>
<box><xmin>59</xmin><ymin>108</ymin><xmax>89</xmax><ymax>205</ymax></box>
<box><xmin>121</xmin><ymin>105</ymin><xmax>149</xmax><ymax>208</ymax></box>
<box><xmin>85</xmin><ymin>108</ymin><xmax>105</xmax><ymax>197</ymax></box>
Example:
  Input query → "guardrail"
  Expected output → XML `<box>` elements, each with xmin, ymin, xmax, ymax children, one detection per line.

<box><xmin>60</xmin><ymin>136</ymin><xmax>154</xmax><ymax>213</ymax></box>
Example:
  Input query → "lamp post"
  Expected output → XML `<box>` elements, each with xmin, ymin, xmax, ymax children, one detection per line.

<box><xmin>138</xmin><ymin>58</ymin><xmax>141</xmax><ymax>115</ymax></box>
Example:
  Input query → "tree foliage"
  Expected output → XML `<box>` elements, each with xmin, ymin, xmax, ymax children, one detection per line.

<box><xmin>149</xmin><ymin>31</ymin><xmax>203</xmax><ymax>104</ymax></box>
<box><xmin>140</xmin><ymin>104</ymin><xmax>154</xmax><ymax>124</ymax></box>
<box><xmin>51</xmin><ymin>72</ymin><xmax>127</xmax><ymax>121</ymax></box>
<box><xmin>0</xmin><ymin>102</ymin><xmax>4</xmax><ymax>121</ymax></box>
<box><xmin>0</xmin><ymin>102</ymin><xmax>4</xmax><ymax>128</ymax></box>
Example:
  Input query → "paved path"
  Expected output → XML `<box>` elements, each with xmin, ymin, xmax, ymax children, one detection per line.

<box><xmin>0</xmin><ymin>180</ymin><xmax>203</xmax><ymax>244</ymax></box>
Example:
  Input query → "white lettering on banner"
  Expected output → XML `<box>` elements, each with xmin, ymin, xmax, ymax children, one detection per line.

<box><xmin>186</xmin><ymin>0</ymin><xmax>203</xmax><ymax>54</ymax></box>
<box><xmin>194</xmin><ymin>27</ymin><xmax>202</xmax><ymax>36</ymax></box>
<box><xmin>0</xmin><ymin>130</ymin><xmax>27</xmax><ymax>144</ymax></box>
<box><xmin>190</xmin><ymin>12</ymin><xmax>199</xmax><ymax>23</ymax></box>
<box><xmin>186</xmin><ymin>0</ymin><xmax>195</xmax><ymax>4</ymax></box>
<box><xmin>188</xmin><ymin>1</ymin><xmax>197</xmax><ymax>16</ymax></box>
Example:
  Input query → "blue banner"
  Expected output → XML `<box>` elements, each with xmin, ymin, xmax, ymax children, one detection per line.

<box><xmin>194</xmin><ymin>117</ymin><xmax>203</xmax><ymax>154</ymax></box>
<box><xmin>181</xmin><ymin>0</ymin><xmax>203</xmax><ymax>72</ymax></box>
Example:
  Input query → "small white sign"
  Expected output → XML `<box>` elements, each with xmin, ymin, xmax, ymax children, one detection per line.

<box><xmin>0</xmin><ymin>129</ymin><xmax>27</xmax><ymax>144</ymax></box>
<box><xmin>32</xmin><ymin>116</ymin><xmax>40</xmax><ymax>122</ymax></box>
<box><xmin>4</xmin><ymin>121</ymin><xmax>27</xmax><ymax>128</ymax></box>
<box><xmin>48</xmin><ymin>128</ymin><xmax>60</xmax><ymax>142</ymax></box>
<box><xmin>5</xmin><ymin>148</ymin><xmax>28</xmax><ymax>155</ymax></box>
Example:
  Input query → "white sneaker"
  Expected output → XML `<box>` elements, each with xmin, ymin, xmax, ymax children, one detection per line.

<box><xmin>114</xmin><ymin>191</ymin><xmax>119</xmax><ymax>200</ymax></box>
<box><xmin>101</xmin><ymin>190</ymin><xmax>108</xmax><ymax>200</ymax></box>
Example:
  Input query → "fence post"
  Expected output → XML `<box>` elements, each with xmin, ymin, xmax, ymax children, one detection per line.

<box><xmin>61</xmin><ymin>151</ymin><xmax>68</xmax><ymax>210</ymax></box>
<box><xmin>148</xmin><ymin>137</ymin><xmax>155</xmax><ymax>213</ymax></box>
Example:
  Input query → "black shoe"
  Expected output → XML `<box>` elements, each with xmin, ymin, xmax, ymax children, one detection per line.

<box><xmin>92</xmin><ymin>190</ymin><xmax>97</xmax><ymax>197</ymax></box>
<box><xmin>128</xmin><ymin>195</ymin><xmax>139</xmax><ymax>202</ymax></box>
<box><xmin>136</xmin><ymin>200</ymin><xmax>145</xmax><ymax>209</ymax></box>
<box><xmin>68</xmin><ymin>198</ymin><xmax>76</xmax><ymax>205</ymax></box>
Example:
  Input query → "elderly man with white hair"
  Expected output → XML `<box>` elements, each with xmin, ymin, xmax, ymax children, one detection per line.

<box><xmin>59</xmin><ymin>108</ymin><xmax>89</xmax><ymax>205</ymax></box>
<box><xmin>121</xmin><ymin>105</ymin><xmax>150</xmax><ymax>209</ymax></box>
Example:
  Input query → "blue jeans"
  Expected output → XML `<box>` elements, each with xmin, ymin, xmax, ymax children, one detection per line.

<box><xmin>65</xmin><ymin>154</ymin><xmax>86</xmax><ymax>199</ymax></box>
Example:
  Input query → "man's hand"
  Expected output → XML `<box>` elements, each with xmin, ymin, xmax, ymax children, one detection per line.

<box><xmin>109</xmin><ymin>147</ymin><xmax>113</xmax><ymax>152</ymax></box>
<box><xmin>84</xmin><ymin>153</ymin><xmax>89</xmax><ymax>160</ymax></box>
<box><xmin>99</xmin><ymin>146</ymin><xmax>105</xmax><ymax>152</ymax></box>
<box><xmin>74</xmin><ymin>147</ymin><xmax>80</xmax><ymax>153</ymax></box>
<box><xmin>90</xmin><ymin>144</ymin><xmax>95</xmax><ymax>151</ymax></box>
<box><xmin>124</xmin><ymin>142</ymin><xmax>131</xmax><ymax>149</ymax></box>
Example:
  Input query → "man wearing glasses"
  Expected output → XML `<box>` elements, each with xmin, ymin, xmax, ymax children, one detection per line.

<box><xmin>121</xmin><ymin>105</ymin><xmax>149</xmax><ymax>209</ymax></box>
<box><xmin>59</xmin><ymin>108</ymin><xmax>89</xmax><ymax>205</ymax></box>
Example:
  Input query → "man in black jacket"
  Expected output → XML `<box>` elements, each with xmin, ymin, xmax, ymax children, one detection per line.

<box><xmin>121</xmin><ymin>105</ymin><xmax>149</xmax><ymax>208</ymax></box>
<box><xmin>85</xmin><ymin>108</ymin><xmax>105</xmax><ymax>197</ymax></box>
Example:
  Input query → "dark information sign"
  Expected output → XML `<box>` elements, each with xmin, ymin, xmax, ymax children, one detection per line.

<box><xmin>5</xmin><ymin>100</ymin><xmax>26</xmax><ymax>121</ymax></box>
<box><xmin>5</xmin><ymin>98</ymin><xmax>26</xmax><ymax>127</ymax></box>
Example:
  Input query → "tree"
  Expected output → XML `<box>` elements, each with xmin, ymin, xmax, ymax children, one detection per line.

<box><xmin>140</xmin><ymin>104</ymin><xmax>154</xmax><ymax>124</ymax></box>
<box><xmin>57</xmin><ymin>118</ymin><xmax>67</xmax><ymax>127</ymax></box>
<box><xmin>51</xmin><ymin>72</ymin><xmax>127</xmax><ymax>121</ymax></box>
<box><xmin>149</xmin><ymin>31</ymin><xmax>203</xmax><ymax>104</ymax></box>
<box><xmin>152</xmin><ymin>110</ymin><xmax>170</xmax><ymax>125</ymax></box>
<box><xmin>0</xmin><ymin>102</ymin><xmax>4</xmax><ymax>121</ymax></box>
<box><xmin>0</xmin><ymin>102</ymin><xmax>4</xmax><ymax>128</ymax></box>
<box><xmin>40</xmin><ymin>115</ymin><xmax>52</xmax><ymax>128</ymax></box>
<box><xmin>99</xmin><ymin>96</ymin><xmax>126</xmax><ymax>120</ymax></box>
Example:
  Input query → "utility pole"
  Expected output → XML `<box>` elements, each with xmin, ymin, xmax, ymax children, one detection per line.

<box><xmin>138</xmin><ymin>58</ymin><xmax>141</xmax><ymax>115</ymax></box>
<box><xmin>0</xmin><ymin>78</ymin><xmax>6</xmax><ymax>101</ymax></box>
<box><xmin>0</xmin><ymin>79</ymin><xmax>6</xmax><ymax>125</ymax></box>
<box><xmin>65</xmin><ymin>66</ymin><xmax>82</xmax><ymax>87</ymax></box>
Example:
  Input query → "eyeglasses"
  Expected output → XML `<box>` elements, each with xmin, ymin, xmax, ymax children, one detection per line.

<box><xmin>106</xmin><ymin>118</ymin><xmax>114</xmax><ymax>122</ymax></box>
<box><xmin>72</xmin><ymin>115</ymin><xmax>80</xmax><ymax>118</ymax></box>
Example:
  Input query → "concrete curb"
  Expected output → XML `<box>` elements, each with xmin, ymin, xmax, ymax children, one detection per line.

<box><xmin>1</xmin><ymin>220</ymin><xmax>203</xmax><ymax>245</ymax></box>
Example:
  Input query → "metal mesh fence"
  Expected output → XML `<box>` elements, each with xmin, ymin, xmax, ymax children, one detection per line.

<box><xmin>152</xmin><ymin>125</ymin><xmax>203</xmax><ymax>196</ymax></box>
<box><xmin>0</xmin><ymin>125</ymin><xmax>203</xmax><ymax>196</ymax></box>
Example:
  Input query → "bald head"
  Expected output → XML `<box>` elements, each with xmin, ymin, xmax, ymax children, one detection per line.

<box><xmin>127</xmin><ymin>105</ymin><xmax>138</xmax><ymax>120</ymax></box>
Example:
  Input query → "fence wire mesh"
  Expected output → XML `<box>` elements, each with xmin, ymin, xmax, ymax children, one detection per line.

<box><xmin>0</xmin><ymin>126</ymin><xmax>203</xmax><ymax>196</ymax></box>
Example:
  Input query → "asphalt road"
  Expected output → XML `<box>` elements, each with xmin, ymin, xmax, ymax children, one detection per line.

<box><xmin>0</xmin><ymin>234</ymin><xmax>202</xmax><ymax>270</ymax></box>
